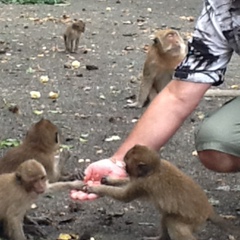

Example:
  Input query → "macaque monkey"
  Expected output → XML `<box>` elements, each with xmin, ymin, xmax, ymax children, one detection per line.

<box><xmin>0</xmin><ymin>118</ymin><xmax>70</xmax><ymax>183</ymax></box>
<box><xmin>126</xmin><ymin>29</ymin><xmax>186</xmax><ymax>108</ymax></box>
<box><xmin>86</xmin><ymin>145</ymin><xmax>239</xmax><ymax>240</ymax></box>
<box><xmin>0</xmin><ymin>159</ymin><xmax>84</xmax><ymax>240</ymax></box>
<box><xmin>64</xmin><ymin>19</ymin><xmax>85</xmax><ymax>53</ymax></box>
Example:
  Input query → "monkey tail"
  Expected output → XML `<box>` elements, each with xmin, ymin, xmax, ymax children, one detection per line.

<box><xmin>209</xmin><ymin>211</ymin><xmax>240</xmax><ymax>236</ymax></box>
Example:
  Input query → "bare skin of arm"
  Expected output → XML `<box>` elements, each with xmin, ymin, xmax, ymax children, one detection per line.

<box><xmin>71</xmin><ymin>79</ymin><xmax>211</xmax><ymax>201</ymax></box>
<box><xmin>112</xmin><ymin>79</ymin><xmax>211</xmax><ymax>162</ymax></box>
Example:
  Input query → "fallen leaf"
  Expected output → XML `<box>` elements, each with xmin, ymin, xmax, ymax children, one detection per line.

<box><xmin>0</xmin><ymin>139</ymin><xmax>20</xmax><ymax>149</ymax></box>
<box><xmin>208</xmin><ymin>197</ymin><xmax>220</xmax><ymax>206</ymax></box>
<box><xmin>220</xmin><ymin>214</ymin><xmax>236</xmax><ymax>220</ymax></box>
<box><xmin>230</xmin><ymin>84</ymin><xmax>239</xmax><ymax>89</ymax></box>
<box><xmin>40</xmin><ymin>75</ymin><xmax>49</xmax><ymax>83</ymax></box>
<box><xmin>30</xmin><ymin>91</ymin><xmax>41</xmax><ymax>99</ymax></box>
<box><xmin>26</xmin><ymin>67</ymin><xmax>36</xmax><ymax>74</ymax></box>
<box><xmin>99</xmin><ymin>93</ymin><xmax>106</xmax><ymax>99</ymax></box>
<box><xmin>48</xmin><ymin>91</ymin><xmax>59</xmax><ymax>99</ymax></box>
<box><xmin>179</xmin><ymin>16</ymin><xmax>195</xmax><ymax>22</ymax></box>
<box><xmin>216</xmin><ymin>185</ymin><xmax>230</xmax><ymax>191</ymax></box>
<box><xmin>33</xmin><ymin>110</ymin><xmax>44</xmax><ymax>115</ymax></box>
<box><xmin>71</xmin><ymin>60</ymin><xmax>80</xmax><ymax>69</ymax></box>
<box><xmin>105</xmin><ymin>135</ymin><xmax>121</xmax><ymax>142</ymax></box>
<box><xmin>196</xmin><ymin>111</ymin><xmax>205</xmax><ymax>120</ymax></box>
<box><xmin>31</xmin><ymin>203</ymin><xmax>37</xmax><ymax>209</ymax></box>
<box><xmin>192</xmin><ymin>150</ymin><xmax>198</xmax><ymax>156</ymax></box>
<box><xmin>57</xmin><ymin>233</ymin><xmax>79</xmax><ymax>240</ymax></box>
<box><xmin>60</xmin><ymin>144</ymin><xmax>74</xmax><ymax>150</ymax></box>
<box><xmin>48</xmin><ymin>109</ymin><xmax>62</xmax><ymax>114</ymax></box>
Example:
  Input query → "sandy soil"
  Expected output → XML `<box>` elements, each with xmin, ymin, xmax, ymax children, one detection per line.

<box><xmin>0</xmin><ymin>0</ymin><xmax>240</xmax><ymax>239</ymax></box>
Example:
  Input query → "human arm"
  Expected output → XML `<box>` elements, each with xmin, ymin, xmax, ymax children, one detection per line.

<box><xmin>70</xmin><ymin>80</ymin><xmax>211</xmax><ymax>201</ymax></box>
<box><xmin>112</xmin><ymin>79</ymin><xmax>211</xmax><ymax>161</ymax></box>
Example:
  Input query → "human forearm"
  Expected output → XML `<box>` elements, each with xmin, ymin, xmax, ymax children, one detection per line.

<box><xmin>112</xmin><ymin>80</ymin><xmax>211</xmax><ymax>161</ymax></box>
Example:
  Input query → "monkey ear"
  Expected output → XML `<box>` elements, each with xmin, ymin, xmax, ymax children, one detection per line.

<box><xmin>82</xmin><ymin>23</ymin><xmax>86</xmax><ymax>32</ymax></box>
<box><xmin>137</xmin><ymin>162</ymin><xmax>152</xmax><ymax>177</ymax></box>
<box><xmin>153</xmin><ymin>37</ymin><xmax>160</xmax><ymax>45</ymax></box>
<box><xmin>55</xmin><ymin>132</ymin><xmax>59</xmax><ymax>143</ymax></box>
<box><xmin>15</xmin><ymin>171</ymin><xmax>22</xmax><ymax>182</ymax></box>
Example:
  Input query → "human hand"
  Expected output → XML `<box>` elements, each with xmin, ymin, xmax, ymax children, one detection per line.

<box><xmin>70</xmin><ymin>158</ymin><xmax>126</xmax><ymax>201</ymax></box>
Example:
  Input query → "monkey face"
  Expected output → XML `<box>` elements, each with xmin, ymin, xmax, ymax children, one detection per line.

<box><xmin>16</xmin><ymin>159</ymin><xmax>47</xmax><ymax>194</ymax></box>
<box><xmin>154</xmin><ymin>29</ymin><xmax>186</xmax><ymax>56</ymax></box>
<box><xmin>124</xmin><ymin>145</ymin><xmax>160</xmax><ymax>178</ymax></box>
<box><xmin>72</xmin><ymin>20</ymin><xmax>85</xmax><ymax>32</ymax></box>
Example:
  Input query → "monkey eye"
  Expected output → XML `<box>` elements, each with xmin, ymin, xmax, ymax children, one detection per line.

<box><xmin>41</xmin><ymin>176</ymin><xmax>46</xmax><ymax>180</ymax></box>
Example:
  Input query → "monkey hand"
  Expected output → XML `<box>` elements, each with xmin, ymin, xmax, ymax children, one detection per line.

<box><xmin>100</xmin><ymin>176</ymin><xmax>109</xmax><ymax>185</ymax></box>
<box><xmin>70</xmin><ymin>180</ymin><xmax>85</xmax><ymax>190</ymax></box>
<box><xmin>70</xmin><ymin>158</ymin><xmax>126</xmax><ymax>201</ymax></box>
<box><xmin>84</xmin><ymin>185</ymin><xmax>102</xmax><ymax>196</ymax></box>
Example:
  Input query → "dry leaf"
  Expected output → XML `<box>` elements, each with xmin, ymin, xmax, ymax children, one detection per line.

<box><xmin>40</xmin><ymin>75</ymin><xmax>49</xmax><ymax>83</ymax></box>
<box><xmin>192</xmin><ymin>150</ymin><xmax>198</xmax><ymax>156</ymax></box>
<box><xmin>48</xmin><ymin>91</ymin><xmax>59</xmax><ymax>99</ymax></box>
<box><xmin>30</xmin><ymin>91</ymin><xmax>41</xmax><ymax>99</ymax></box>
<box><xmin>57</xmin><ymin>233</ymin><xmax>79</xmax><ymax>240</ymax></box>
<box><xmin>230</xmin><ymin>84</ymin><xmax>239</xmax><ymax>89</ymax></box>
<box><xmin>33</xmin><ymin>110</ymin><xmax>43</xmax><ymax>115</ymax></box>
<box><xmin>220</xmin><ymin>214</ymin><xmax>236</xmax><ymax>220</ymax></box>
<box><xmin>31</xmin><ymin>203</ymin><xmax>37</xmax><ymax>209</ymax></box>
<box><xmin>105</xmin><ymin>135</ymin><xmax>121</xmax><ymax>142</ymax></box>
<box><xmin>179</xmin><ymin>16</ymin><xmax>195</xmax><ymax>22</ymax></box>
<box><xmin>99</xmin><ymin>93</ymin><xmax>106</xmax><ymax>99</ymax></box>
<box><xmin>71</xmin><ymin>60</ymin><xmax>80</xmax><ymax>69</ymax></box>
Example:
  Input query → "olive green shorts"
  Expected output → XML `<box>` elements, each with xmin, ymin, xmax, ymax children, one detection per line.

<box><xmin>195</xmin><ymin>97</ymin><xmax>240</xmax><ymax>157</ymax></box>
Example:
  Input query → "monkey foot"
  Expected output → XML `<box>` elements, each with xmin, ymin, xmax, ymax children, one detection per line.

<box><xmin>24</xmin><ymin>215</ymin><xmax>52</xmax><ymax>226</ymax></box>
<box><xmin>24</xmin><ymin>224</ymin><xmax>47</xmax><ymax>238</ymax></box>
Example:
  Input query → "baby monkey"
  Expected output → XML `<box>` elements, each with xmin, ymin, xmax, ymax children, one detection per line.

<box><xmin>86</xmin><ymin>145</ymin><xmax>239</xmax><ymax>240</ymax></box>
<box><xmin>64</xmin><ymin>19</ymin><xmax>85</xmax><ymax>53</ymax></box>
<box><xmin>0</xmin><ymin>159</ymin><xmax>84</xmax><ymax>240</ymax></box>
<box><xmin>126</xmin><ymin>29</ymin><xmax>186</xmax><ymax>108</ymax></box>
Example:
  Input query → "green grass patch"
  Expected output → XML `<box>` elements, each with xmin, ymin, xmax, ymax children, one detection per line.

<box><xmin>0</xmin><ymin>0</ymin><xmax>66</xmax><ymax>4</ymax></box>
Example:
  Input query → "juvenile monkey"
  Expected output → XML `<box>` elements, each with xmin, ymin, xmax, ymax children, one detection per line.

<box><xmin>64</xmin><ymin>19</ymin><xmax>85</xmax><ymax>53</ymax></box>
<box><xmin>126</xmin><ymin>29</ymin><xmax>186</xmax><ymax>108</ymax></box>
<box><xmin>0</xmin><ymin>159</ymin><xmax>84</xmax><ymax>240</ymax></box>
<box><xmin>86</xmin><ymin>145</ymin><xmax>239</xmax><ymax>240</ymax></box>
<box><xmin>0</xmin><ymin>118</ymin><xmax>70</xmax><ymax>183</ymax></box>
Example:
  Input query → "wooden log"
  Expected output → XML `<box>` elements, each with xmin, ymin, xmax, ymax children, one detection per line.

<box><xmin>204</xmin><ymin>89</ymin><xmax>240</xmax><ymax>97</ymax></box>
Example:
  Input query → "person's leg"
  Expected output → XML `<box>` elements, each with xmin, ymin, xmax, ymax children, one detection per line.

<box><xmin>195</xmin><ymin>97</ymin><xmax>240</xmax><ymax>173</ymax></box>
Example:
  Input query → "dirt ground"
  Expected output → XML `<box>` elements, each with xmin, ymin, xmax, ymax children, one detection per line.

<box><xmin>0</xmin><ymin>0</ymin><xmax>240</xmax><ymax>239</ymax></box>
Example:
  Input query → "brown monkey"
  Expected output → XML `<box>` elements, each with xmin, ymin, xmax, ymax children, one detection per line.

<box><xmin>126</xmin><ymin>29</ymin><xmax>186</xmax><ymax>108</ymax></box>
<box><xmin>64</xmin><ymin>19</ymin><xmax>85</xmax><ymax>53</ymax></box>
<box><xmin>86</xmin><ymin>145</ymin><xmax>239</xmax><ymax>240</ymax></box>
<box><xmin>0</xmin><ymin>159</ymin><xmax>84</xmax><ymax>240</ymax></box>
<box><xmin>0</xmin><ymin>118</ymin><xmax>70</xmax><ymax>183</ymax></box>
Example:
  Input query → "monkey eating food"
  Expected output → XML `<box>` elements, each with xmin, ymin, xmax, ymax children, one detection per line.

<box><xmin>86</xmin><ymin>145</ymin><xmax>239</xmax><ymax>240</ymax></box>
<box><xmin>126</xmin><ymin>29</ymin><xmax>186</xmax><ymax>108</ymax></box>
